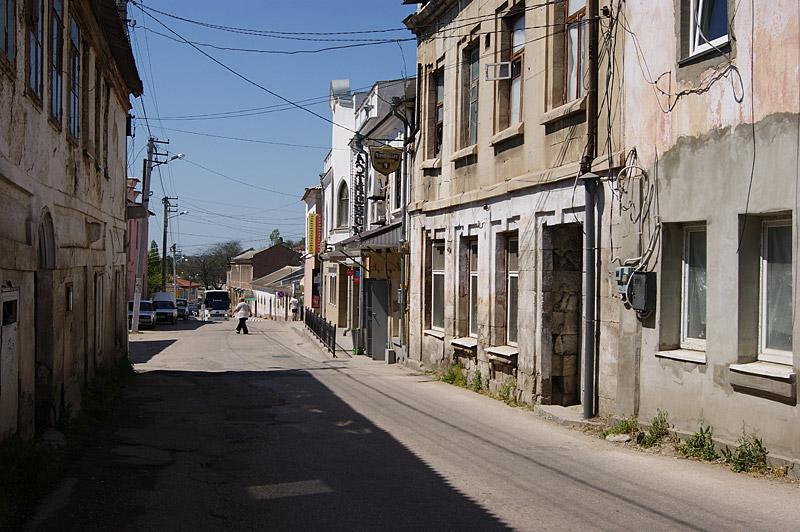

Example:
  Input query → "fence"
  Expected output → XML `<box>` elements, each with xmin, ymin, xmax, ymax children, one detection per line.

<box><xmin>304</xmin><ymin>307</ymin><xmax>336</xmax><ymax>355</ymax></box>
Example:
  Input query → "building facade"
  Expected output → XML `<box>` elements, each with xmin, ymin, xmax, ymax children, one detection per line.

<box><xmin>0</xmin><ymin>0</ymin><xmax>141</xmax><ymax>438</ymax></box>
<box><xmin>302</xmin><ymin>186</ymin><xmax>322</xmax><ymax>313</ymax></box>
<box><xmin>618</xmin><ymin>0</ymin><xmax>800</xmax><ymax>465</ymax></box>
<box><xmin>227</xmin><ymin>243</ymin><xmax>302</xmax><ymax>304</ymax></box>
<box><xmin>404</xmin><ymin>0</ymin><xmax>624</xmax><ymax>407</ymax></box>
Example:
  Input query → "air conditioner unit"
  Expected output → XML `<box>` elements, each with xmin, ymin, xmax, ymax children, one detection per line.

<box><xmin>485</xmin><ymin>62</ymin><xmax>512</xmax><ymax>81</ymax></box>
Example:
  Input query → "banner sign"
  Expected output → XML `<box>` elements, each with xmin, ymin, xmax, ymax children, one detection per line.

<box><xmin>369</xmin><ymin>146</ymin><xmax>402</xmax><ymax>176</ymax></box>
<box><xmin>307</xmin><ymin>213</ymin><xmax>317</xmax><ymax>255</ymax></box>
<box><xmin>352</xmin><ymin>150</ymin><xmax>367</xmax><ymax>234</ymax></box>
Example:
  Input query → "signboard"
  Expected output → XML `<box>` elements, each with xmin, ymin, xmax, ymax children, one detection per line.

<box><xmin>352</xmin><ymin>149</ymin><xmax>367</xmax><ymax>234</ymax></box>
<box><xmin>244</xmin><ymin>297</ymin><xmax>256</xmax><ymax>302</ymax></box>
<box><xmin>315</xmin><ymin>212</ymin><xmax>322</xmax><ymax>254</ymax></box>
<box><xmin>307</xmin><ymin>213</ymin><xmax>317</xmax><ymax>255</ymax></box>
<box><xmin>369</xmin><ymin>146</ymin><xmax>402</xmax><ymax>176</ymax></box>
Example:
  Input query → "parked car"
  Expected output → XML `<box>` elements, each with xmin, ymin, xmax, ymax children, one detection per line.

<box><xmin>151</xmin><ymin>292</ymin><xmax>178</xmax><ymax>325</ymax></box>
<box><xmin>187</xmin><ymin>302</ymin><xmax>198</xmax><ymax>316</ymax></box>
<box><xmin>176</xmin><ymin>298</ymin><xmax>189</xmax><ymax>320</ymax></box>
<box><xmin>128</xmin><ymin>300</ymin><xmax>156</xmax><ymax>329</ymax></box>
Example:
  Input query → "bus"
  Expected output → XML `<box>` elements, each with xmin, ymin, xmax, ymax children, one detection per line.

<box><xmin>202</xmin><ymin>290</ymin><xmax>230</xmax><ymax>321</ymax></box>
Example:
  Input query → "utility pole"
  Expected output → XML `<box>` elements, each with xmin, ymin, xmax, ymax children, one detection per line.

<box><xmin>172</xmin><ymin>243</ymin><xmax>178</xmax><ymax>297</ymax></box>
<box><xmin>581</xmin><ymin>0</ymin><xmax>600</xmax><ymax>419</ymax></box>
<box><xmin>161</xmin><ymin>196</ymin><xmax>178</xmax><ymax>292</ymax></box>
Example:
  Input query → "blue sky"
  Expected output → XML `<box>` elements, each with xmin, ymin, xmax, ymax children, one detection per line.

<box><xmin>127</xmin><ymin>0</ymin><xmax>416</xmax><ymax>253</ymax></box>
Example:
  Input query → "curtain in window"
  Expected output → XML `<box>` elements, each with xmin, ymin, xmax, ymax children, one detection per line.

<box><xmin>686</xmin><ymin>231</ymin><xmax>707</xmax><ymax>339</ymax></box>
<box><xmin>766</xmin><ymin>226</ymin><xmax>792</xmax><ymax>352</ymax></box>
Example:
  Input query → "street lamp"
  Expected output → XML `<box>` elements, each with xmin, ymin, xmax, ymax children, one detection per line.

<box><xmin>168</xmin><ymin>210</ymin><xmax>188</xmax><ymax>296</ymax></box>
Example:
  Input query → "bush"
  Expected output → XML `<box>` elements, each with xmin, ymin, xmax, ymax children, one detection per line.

<box><xmin>469</xmin><ymin>369</ymin><xmax>483</xmax><ymax>393</ymax></box>
<box><xmin>602</xmin><ymin>416</ymin><xmax>640</xmax><ymax>439</ymax></box>
<box><xmin>640</xmin><ymin>409</ymin><xmax>670</xmax><ymax>448</ymax></box>
<box><xmin>721</xmin><ymin>432</ymin><xmax>769</xmax><ymax>473</ymax></box>
<box><xmin>498</xmin><ymin>377</ymin><xmax>517</xmax><ymax>403</ymax></box>
<box><xmin>677</xmin><ymin>424</ymin><xmax>719</xmax><ymax>461</ymax></box>
<box><xmin>441</xmin><ymin>364</ymin><xmax>466</xmax><ymax>387</ymax></box>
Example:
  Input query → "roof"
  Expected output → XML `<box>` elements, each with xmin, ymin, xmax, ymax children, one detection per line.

<box><xmin>92</xmin><ymin>0</ymin><xmax>143</xmax><ymax>96</ymax></box>
<box><xmin>251</xmin><ymin>266</ymin><xmax>303</xmax><ymax>290</ymax></box>
<box><xmin>176</xmin><ymin>278</ymin><xmax>201</xmax><ymax>288</ymax></box>
<box><xmin>231</xmin><ymin>247</ymin><xmax>264</xmax><ymax>262</ymax></box>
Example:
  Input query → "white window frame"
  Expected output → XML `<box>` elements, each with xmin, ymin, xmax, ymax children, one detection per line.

<box><xmin>680</xmin><ymin>225</ymin><xmax>707</xmax><ymax>351</ymax></box>
<box><xmin>431</xmin><ymin>242</ymin><xmax>445</xmax><ymax>332</ymax></box>
<box><xmin>469</xmin><ymin>240</ymin><xmax>478</xmax><ymax>338</ymax></box>
<box><xmin>506</xmin><ymin>237</ymin><xmax>519</xmax><ymax>346</ymax></box>
<box><xmin>690</xmin><ymin>0</ymin><xmax>730</xmax><ymax>57</ymax></box>
<box><xmin>758</xmin><ymin>218</ymin><xmax>793</xmax><ymax>364</ymax></box>
<box><xmin>328</xmin><ymin>272</ymin><xmax>337</xmax><ymax>306</ymax></box>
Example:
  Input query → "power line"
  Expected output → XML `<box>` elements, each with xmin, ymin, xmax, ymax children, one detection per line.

<box><xmin>152</xmin><ymin>126</ymin><xmax>337</xmax><ymax>150</ymax></box>
<box><xmin>181</xmin><ymin>157</ymin><xmax>302</xmax><ymax>198</ymax></box>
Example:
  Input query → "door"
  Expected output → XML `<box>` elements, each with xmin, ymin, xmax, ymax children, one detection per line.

<box><xmin>366</xmin><ymin>279</ymin><xmax>389</xmax><ymax>361</ymax></box>
<box><xmin>1</xmin><ymin>288</ymin><xmax>19</xmax><ymax>435</ymax></box>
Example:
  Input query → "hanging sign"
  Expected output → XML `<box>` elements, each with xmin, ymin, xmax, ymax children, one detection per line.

<box><xmin>307</xmin><ymin>213</ymin><xmax>318</xmax><ymax>255</ymax></box>
<box><xmin>352</xmin><ymin>150</ymin><xmax>367</xmax><ymax>234</ymax></box>
<box><xmin>369</xmin><ymin>146</ymin><xmax>403</xmax><ymax>176</ymax></box>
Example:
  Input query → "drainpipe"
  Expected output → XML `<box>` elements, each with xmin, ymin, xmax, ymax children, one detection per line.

<box><xmin>581</xmin><ymin>0</ymin><xmax>600</xmax><ymax>419</ymax></box>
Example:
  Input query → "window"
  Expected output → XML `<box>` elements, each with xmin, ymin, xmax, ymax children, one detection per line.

<box><xmin>689</xmin><ymin>0</ymin><xmax>728</xmax><ymax>56</ymax></box>
<box><xmin>508</xmin><ymin>15</ymin><xmax>525</xmax><ymax>125</ymax></box>
<box><xmin>432</xmin><ymin>69</ymin><xmax>444</xmax><ymax>157</ymax></box>
<box><xmin>469</xmin><ymin>240</ymin><xmax>478</xmax><ymax>337</ymax></box>
<box><xmin>102</xmin><ymin>79</ymin><xmax>109</xmax><ymax>171</ymax></box>
<box><xmin>507</xmin><ymin>236</ymin><xmax>519</xmax><ymax>345</ymax></box>
<box><xmin>67</xmin><ymin>16</ymin><xmax>79</xmax><ymax>139</ymax></box>
<box><xmin>49</xmin><ymin>0</ymin><xmax>63</xmax><ymax>122</ymax></box>
<box><xmin>759</xmin><ymin>220</ymin><xmax>792</xmax><ymax>363</ymax></box>
<box><xmin>431</xmin><ymin>241</ymin><xmax>445</xmax><ymax>330</ymax></box>
<box><xmin>336</xmin><ymin>182</ymin><xmax>349</xmax><ymax>228</ymax></box>
<box><xmin>93</xmin><ymin>64</ymin><xmax>101</xmax><ymax>158</ymax></box>
<box><xmin>681</xmin><ymin>226</ymin><xmax>707</xmax><ymax>350</ymax></box>
<box><xmin>1</xmin><ymin>0</ymin><xmax>15</xmax><ymax>63</ymax></box>
<box><xmin>564</xmin><ymin>0</ymin><xmax>586</xmax><ymax>103</ymax></box>
<box><xmin>328</xmin><ymin>271</ymin><xmax>337</xmax><ymax>305</ymax></box>
<box><xmin>26</xmin><ymin>0</ymin><xmax>43</xmax><ymax>100</ymax></box>
<box><xmin>393</xmin><ymin>170</ymin><xmax>401</xmax><ymax>210</ymax></box>
<box><xmin>462</xmin><ymin>46</ymin><xmax>479</xmax><ymax>147</ymax></box>
<box><xmin>80</xmin><ymin>36</ymin><xmax>88</xmax><ymax>145</ymax></box>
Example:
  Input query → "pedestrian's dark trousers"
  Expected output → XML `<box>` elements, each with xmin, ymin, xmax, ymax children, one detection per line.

<box><xmin>236</xmin><ymin>317</ymin><xmax>248</xmax><ymax>334</ymax></box>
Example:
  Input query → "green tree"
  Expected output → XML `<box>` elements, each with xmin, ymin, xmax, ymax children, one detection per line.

<box><xmin>269</xmin><ymin>229</ymin><xmax>283</xmax><ymax>246</ymax></box>
<box><xmin>147</xmin><ymin>240</ymin><xmax>162</xmax><ymax>293</ymax></box>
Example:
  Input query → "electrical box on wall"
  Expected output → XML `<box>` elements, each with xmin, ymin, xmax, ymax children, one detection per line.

<box><xmin>615</xmin><ymin>267</ymin><xmax>634</xmax><ymax>295</ymax></box>
<box><xmin>626</xmin><ymin>272</ymin><xmax>656</xmax><ymax>313</ymax></box>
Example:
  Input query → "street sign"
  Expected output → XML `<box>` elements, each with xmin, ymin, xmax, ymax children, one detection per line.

<box><xmin>369</xmin><ymin>146</ymin><xmax>402</xmax><ymax>175</ymax></box>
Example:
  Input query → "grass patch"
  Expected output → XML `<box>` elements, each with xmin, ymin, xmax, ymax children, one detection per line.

<box><xmin>497</xmin><ymin>377</ymin><xmax>518</xmax><ymax>405</ymax></box>
<box><xmin>469</xmin><ymin>369</ymin><xmax>484</xmax><ymax>393</ymax></box>
<box><xmin>721</xmin><ymin>431</ymin><xmax>769</xmax><ymax>473</ymax></box>
<box><xmin>601</xmin><ymin>416</ymin><xmax>639</xmax><ymax>439</ymax></box>
<box><xmin>676</xmin><ymin>423</ymin><xmax>719</xmax><ymax>461</ymax></box>
<box><xmin>440</xmin><ymin>364</ymin><xmax>466</xmax><ymax>387</ymax></box>
<box><xmin>640</xmin><ymin>409</ymin><xmax>670</xmax><ymax>448</ymax></box>
<box><xmin>0</xmin><ymin>356</ymin><xmax>133</xmax><ymax>528</ymax></box>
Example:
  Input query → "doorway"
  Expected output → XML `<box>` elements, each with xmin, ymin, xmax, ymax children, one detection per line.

<box><xmin>365</xmin><ymin>279</ymin><xmax>389</xmax><ymax>361</ymax></box>
<box><xmin>35</xmin><ymin>211</ymin><xmax>56</xmax><ymax>434</ymax></box>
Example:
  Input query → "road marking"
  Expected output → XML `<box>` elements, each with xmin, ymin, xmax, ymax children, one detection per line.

<box><xmin>247</xmin><ymin>479</ymin><xmax>333</xmax><ymax>501</ymax></box>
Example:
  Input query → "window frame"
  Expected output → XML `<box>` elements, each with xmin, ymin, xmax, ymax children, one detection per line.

<box><xmin>468</xmin><ymin>239</ymin><xmax>478</xmax><ymax>337</ymax></box>
<box><xmin>67</xmin><ymin>14</ymin><xmax>79</xmax><ymax>140</ymax></box>
<box><xmin>0</xmin><ymin>0</ymin><xmax>16</xmax><ymax>65</ymax></box>
<box><xmin>680</xmin><ymin>225</ymin><xmax>707</xmax><ymax>351</ymax></box>
<box><xmin>461</xmin><ymin>45</ymin><xmax>479</xmax><ymax>148</ymax></box>
<box><xmin>758</xmin><ymin>218</ymin><xmax>793</xmax><ymax>364</ymax></box>
<box><xmin>431</xmin><ymin>241</ymin><xmax>445</xmax><ymax>332</ymax></box>
<box><xmin>49</xmin><ymin>0</ymin><xmax>64</xmax><ymax>124</ymax></box>
<box><xmin>328</xmin><ymin>271</ymin><xmax>337</xmax><ymax>306</ymax></box>
<box><xmin>432</xmin><ymin>69</ymin><xmax>444</xmax><ymax>158</ymax></box>
<box><xmin>336</xmin><ymin>182</ymin><xmax>349</xmax><ymax>229</ymax></box>
<box><xmin>564</xmin><ymin>1</ymin><xmax>586</xmax><ymax>104</ymax></box>
<box><xmin>508</xmin><ymin>14</ymin><xmax>525</xmax><ymax>125</ymax></box>
<box><xmin>689</xmin><ymin>0</ymin><xmax>729</xmax><ymax>57</ymax></box>
<box><xmin>506</xmin><ymin>236</ymin><xmax>519</xmax><ymax>346</ymax></box>
<box><xmin>26</xmin><ymin>0</ymin><xmax>44</xmax><ymax>102</ymax></box>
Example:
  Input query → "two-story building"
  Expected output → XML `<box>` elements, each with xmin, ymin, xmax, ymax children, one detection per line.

<box><xmin>0</xmin><ymin>0</ymin><xmax>142</xmax><ymax>438</ymax></box>
<box><xmin>226</xmin><ymin>243</ymin><xmax>302</xmax><ymax>303</ymax></box>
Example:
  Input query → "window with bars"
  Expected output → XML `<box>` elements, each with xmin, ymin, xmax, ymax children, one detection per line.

<box><xmin>67</xmin><ymin>16</ymin><xmax>79</xmax><ymax>139</ymax></box>
<box><xmin>506</xmin><ymin>236</ymin><xmax>519</xmax><ymax>345</ymax></box>
<box><xmin>462</xmin><ymin>45</ymin><xmax>479</xmax><ymax>147</ymax></box>
<box><xmin>0</xmin><ymin>0</ymin><xmax>15</xmax><ymax>63</ymax></box>
<box><xmin>564</xmin><ymin>0</ymin><xmax>586</xmax><ymax>103</ymax></box>
<box><xmin>26</xmin><ymin>0</ymin><xmax>43</xmax><ymax>100</ymax></box>
<box><xmin>49</xmin><ymin>0</ymin><xmax>63</xmax><ymax>123</ymax></box>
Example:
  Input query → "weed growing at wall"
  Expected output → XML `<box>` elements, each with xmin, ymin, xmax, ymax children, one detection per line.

<box><xmin>721</xmin><ymin>431</ymin><xmax>769</xmax><ymax>473</ymax></box>
<box><xmin>469</xmin><ymin>369</ymin><xmax>483</xmax><ymax>393</ymax></box>
<box><xmin>498</xmin><ymin>377</ymin><xmax>517</xmax><ymax>405</ymax></box>
<box><xmin>440</xmin><ymin>364</ymin><xmax>466</xmax><ymax>387</ymax></box>
<box><xmin>640</xmin><ymin>410</ymin><xmax>671</xmax><ymax>448</ymax></box>
<box><xmin>676</xmin><ymin>424</ymin><xmax>719</xmax><ymax>461</ymax></box>
<box><xmin>601</xmin><ymin>416</ymin><xmax>639</xmax><ymax>439</ymax></box>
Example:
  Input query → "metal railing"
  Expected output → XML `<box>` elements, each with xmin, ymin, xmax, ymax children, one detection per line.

<box><xmin>304</xmin><ymin>307</ymin><xmax>336</xmax><ymax>356</ymax></box>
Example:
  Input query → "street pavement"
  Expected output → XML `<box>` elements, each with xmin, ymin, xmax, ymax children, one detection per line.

<box><xmin>30</xmin><ymin>319</ymin><xmax>800</xmax><ymax>531</ymax></box>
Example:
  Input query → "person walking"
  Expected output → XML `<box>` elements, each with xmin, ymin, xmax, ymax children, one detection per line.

<box><xmin>234</xmin><ymin>297</ymin><xmax>252</xmax><ymax>334</ymax></box>
<box><xmin>289</xmin><ymin>296</ymin><xmax>299</xmax><ymax>321</ymax></box>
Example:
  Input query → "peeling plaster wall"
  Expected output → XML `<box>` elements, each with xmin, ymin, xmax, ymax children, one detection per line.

<box><xmin>621</xmin><ymin>0</ymin><xmax>800</xmax><ymax>463</ymax></box>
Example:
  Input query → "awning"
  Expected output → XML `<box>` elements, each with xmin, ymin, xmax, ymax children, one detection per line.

<box><xmin>339</xmin><ymin>221</ymin><xmax>402</xmax><ymax>252</ymax></box>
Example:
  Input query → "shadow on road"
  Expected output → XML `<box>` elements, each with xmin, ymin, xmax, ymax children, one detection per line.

<box><xmin>34</xmin><ymin>369</ymin><xmax>510</xmax><ymax>531</ymax></box>
<box><xmin>128</xmin><ymin>339</ymin><xmax>178</xmax><ymax>364</ymax></box>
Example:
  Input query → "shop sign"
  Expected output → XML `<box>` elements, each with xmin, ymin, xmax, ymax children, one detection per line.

<box><xmin>369</xmin><ymin>146</ymin><xmax>402</xmax><ymax>175</ymax></box>
<box><xmin>352</xmin><ymin>150</ymin><xmax>367</xmax><ymax>234</ymax></box>
<box><xmin>307</xmin><ymin>213</ymin><xmax>318</xmax><ymax>255</ymax></box>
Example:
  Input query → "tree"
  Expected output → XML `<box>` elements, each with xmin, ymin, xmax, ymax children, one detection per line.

<box><xmin>147</xmin><ymin>240</ymin><xmax>162</xmax><ymax>293</ymax></box>
<box><xmin>182</xmin><ymin>240</ymin><xmax>243</xmax><ymax>289</ymax></box>
<box><xmin>269</xmin><ymin>229</ymin><xmax>283</xmax><ymax>246</ymax></box>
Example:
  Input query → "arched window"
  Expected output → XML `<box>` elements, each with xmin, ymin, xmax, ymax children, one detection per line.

<box><xmin>336</xmin><ymin>182</ymin><xmax>349</xmax><ymax>228</ymax></box>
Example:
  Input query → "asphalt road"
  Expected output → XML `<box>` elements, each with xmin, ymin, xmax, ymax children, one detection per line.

<box><xmin>30</xmin><ymin>319</ymin><xmax>800</xmax><ymax>531</ymax></box>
